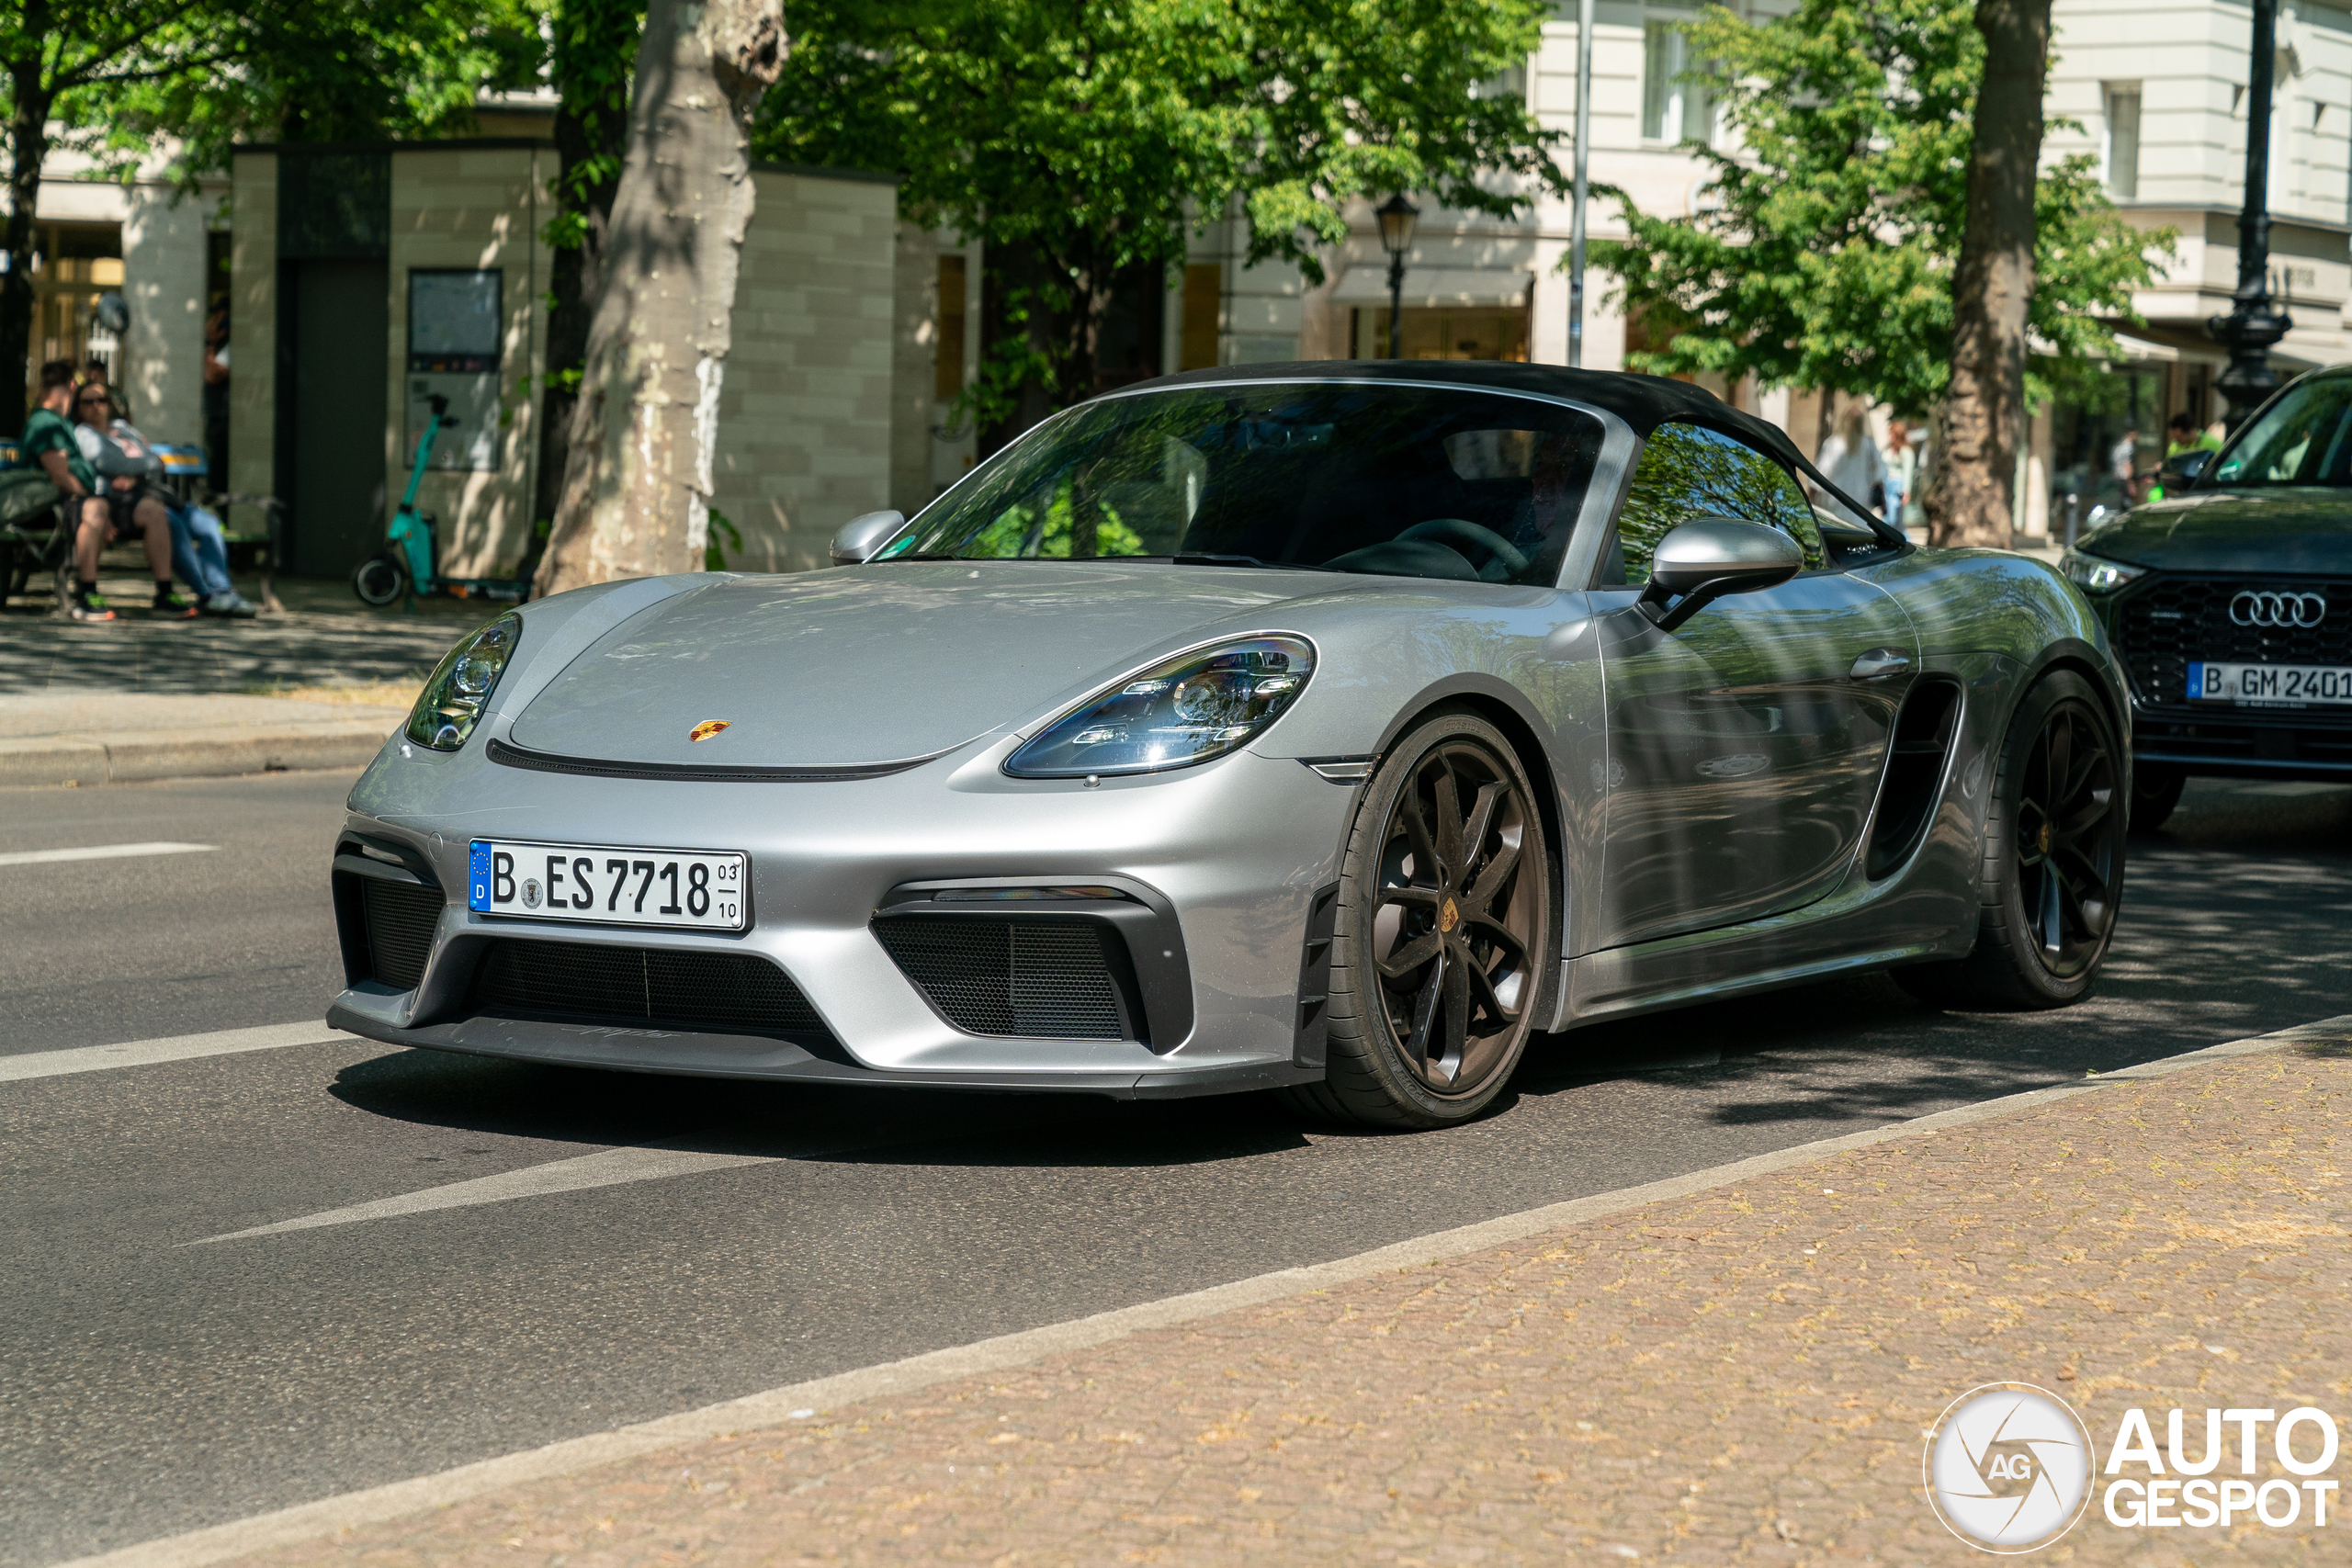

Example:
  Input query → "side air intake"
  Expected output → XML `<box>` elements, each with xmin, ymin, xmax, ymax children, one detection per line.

<box><xmin>1866</xmin><ymin>678</ymin><xmax>1962</xmax><ymax>880</ymax></box>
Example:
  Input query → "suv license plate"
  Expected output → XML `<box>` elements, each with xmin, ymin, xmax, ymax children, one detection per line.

<box><xmin>2188</xmin><ymin>661</ymin><xmax>2352</xmax><ymax>706</ymax></box>
<box><xmin>468</xmin><ymin>840</ymin><xmax>747</xmax><ymax>930</ymax></box>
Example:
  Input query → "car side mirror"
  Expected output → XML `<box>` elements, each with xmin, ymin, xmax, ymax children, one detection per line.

<box><xmin>2163</xmin><ymin>448</ymin><xmax>2211</xmax><ymax>485</ymax></box>
<box><xmin>1637</xmin><ymin>516</ymin><xmax>1804</xmax><ymax>633</ymax></box>
<box><xmin>831</xmin><ymin>509</ymin><xmax>905</xmax><ymax>566</ymax></box>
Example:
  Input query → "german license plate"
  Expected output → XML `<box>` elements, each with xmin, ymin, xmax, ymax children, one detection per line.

<box><xmin>2188</xmin><ymin>661</ymin><xmax>2352</xmax><ymax>706</ymax></box>
<box><xmin>467</xmin><ymin>840</ymin><xmax>747</xmax><ymax>930</ymax></box>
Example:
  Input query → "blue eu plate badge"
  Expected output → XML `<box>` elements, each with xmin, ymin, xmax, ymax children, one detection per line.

<box><xmin>469</xmin><ymin>840</ymin><xmax>492</xmax><ymax>911</ymax></box>
<box><xmin>2186</xmin><ymin>662</ymin><xmax>2205</xmax><ymax>700</ymax></box>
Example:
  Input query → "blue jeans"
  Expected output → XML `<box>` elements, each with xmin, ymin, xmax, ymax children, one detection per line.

<box><xmin>166</xmin><ymin>498</ymin><xmax>233</xmax><ymax>599</ymax></box>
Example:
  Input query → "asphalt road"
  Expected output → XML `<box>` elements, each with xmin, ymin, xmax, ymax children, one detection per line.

<box><xmin>6</xmin><ymin>770</ymin><xmax>2352</xmax><ymax>1563</ymax></box>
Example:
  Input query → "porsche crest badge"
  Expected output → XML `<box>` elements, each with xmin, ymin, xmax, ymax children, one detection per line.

<box><xmin>688</xmin><ymin>720</ymin><xmax>732</xmax><ymax>743</ymax></box>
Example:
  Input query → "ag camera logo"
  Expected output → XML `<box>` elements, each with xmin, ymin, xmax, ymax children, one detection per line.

<box><xmin>1923</xmin><ymin>1383</ymin><xmax>2093</xmax><ymax>1552</ymax></box>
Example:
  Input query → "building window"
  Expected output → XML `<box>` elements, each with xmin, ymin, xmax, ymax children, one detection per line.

<box><xmin>1642</xmin><ymin>20</ymin><xmax>1711</xmax><ymax>144</ymax></box>
<box><xmin>2105</xmin><ymin>84</ymin><xmax>2142</xmax><ymax>199</ymax></box>
<box><xmin>934</xmin><ymin>254</ymin><xmax>967</xmax><ymax>400</ymax></box>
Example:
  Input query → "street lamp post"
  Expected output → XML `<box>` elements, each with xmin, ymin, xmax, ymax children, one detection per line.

<box><xmin>1377</xmin><ymin>194</ymin><xmax>1419</xmax><ymax>360</ymax></box>
<box><xmin>1569</xmin><ymin>0</ymin><xmax>1593</xmax><ymax>368</ymax></box>
<box><xmin>2210</xmin><ymin>0</ymin><xmax>2292</xmax><ymax>430</ymax></box>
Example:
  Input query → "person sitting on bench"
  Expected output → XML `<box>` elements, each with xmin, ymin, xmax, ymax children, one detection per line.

<box><xmin>72</xmin><ymin>370</ymin><xmax>255</xmax><ymax>618</ymax></box>
<box><xmin>17</xmin><ymin>360</ymin><xmax>175</xmax><ymax>621</ymax></box>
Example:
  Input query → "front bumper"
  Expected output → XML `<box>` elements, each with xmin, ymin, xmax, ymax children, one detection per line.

<box><xmin>330</xmin><ymin>726</ymin><xmax>1351</xmax><ymax>1098</ymax></box>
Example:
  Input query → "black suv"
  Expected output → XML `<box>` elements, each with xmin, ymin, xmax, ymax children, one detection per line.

<box><xmin>2064</xmin><ymin>365</ymin><xmax>2352</xmax><ymax>829</ymax></box>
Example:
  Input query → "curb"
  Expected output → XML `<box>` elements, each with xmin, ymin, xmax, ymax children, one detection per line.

<box><xmin>0</xmin><ymin>723</ymin><xmax>393</xmax><ymax>788</ymax></box>
<box><xmin>57</xmin><ymin>1012</ymin><xmax>2352</xmax><ymax>1568</ymax></box>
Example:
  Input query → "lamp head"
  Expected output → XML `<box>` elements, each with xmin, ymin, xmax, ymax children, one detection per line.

<box><xmin>1376</xmin><ymin>194</ymin><xmax>1419</xmax><ymax>257</ymax></box>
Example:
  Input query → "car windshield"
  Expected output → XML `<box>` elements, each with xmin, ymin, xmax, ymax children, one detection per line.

<box><xmin>886</xmin><ymin>383</ymin><xmax>1606</xmax><ymax>587</ymax></box>
<box><xmin>2210</xmin><ymin>376</ymin><xmax>2352</xmax><ymax>488</ymax></box>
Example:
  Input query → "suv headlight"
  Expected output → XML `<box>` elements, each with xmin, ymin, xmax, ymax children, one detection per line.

<box><xmin>1006</xmin><ymin>636</ymin><xmax>1316</xmax><ymax>778</ymax></box>
<box><xmin>407</xmin><ymin>614</ymin><xmax>520</xmax><ymax>751</ymax></box>
<box><xmin>2062</xmin><ymin>551</ymin><xmax>2146</xmax><ymax>595</ymax></box>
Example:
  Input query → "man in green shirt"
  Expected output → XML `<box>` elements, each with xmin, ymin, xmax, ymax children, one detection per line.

<box><xmin>21</xmin><ymin>358</ymin><xmax>174</xmax><ymax>620</ymax></box>
<box><xmin>2165</xmin><ymin>410</ymin><xmax>2222</xmax><ymax>460</ymax></box>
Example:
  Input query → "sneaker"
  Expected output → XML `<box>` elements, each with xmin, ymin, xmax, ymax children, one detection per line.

<box><xmin>66</xmin><ymin>589</ymin><xmax>114</xmax><ymax>622</ymax></box>
<box><xmin>153</xmin><ymin>587</ymin><xmax>199</xmax><ymax>619</ymax></box>
<box><xmin>200</xmin><ymin>591</ymin><xmax>260</xmax><ymax>619</ymax></box>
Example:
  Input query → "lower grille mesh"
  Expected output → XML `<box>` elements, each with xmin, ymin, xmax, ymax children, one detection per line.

<box><xmin>873</xmin><ymin>917</ymin><xmax>1127</xmax><ymax>1039</ymax></box>
<box><xmin>468</xmin><ymin>938</ymin><xmax>833</xmax><ymax>1042</ymax></box>
<box><xmin>363</xmin><ymin>878</ymin><xmax>442</xmax><ymax>989</ymax></box>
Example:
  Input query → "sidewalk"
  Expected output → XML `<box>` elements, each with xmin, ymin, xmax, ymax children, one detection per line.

<box><xmin>198</xmin><ymin>1027</ymin><xmax>2347</xmax><ymax>1567</ymax></box>
<box><xmin>0</xmin><ymin>567</ymin><xmax>492</xmax><ymax>785</ymax></box>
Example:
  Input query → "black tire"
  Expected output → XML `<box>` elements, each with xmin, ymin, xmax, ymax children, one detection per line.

<box><xmin>352</xmin><ymin>553</ymin><xmax>407</xmax><ymax>607</ymax></box>
<box><xmin>1283</xmin><ymin>711</ymin><xmax>1555</xmax><ymax>1129</ymax></box>
<box><xmin>1897</xmin><ymin>671</ymin><xmax>2127</xmax><ymax>1010</ymax></box>
<box><xmin>2130</xmin><ymin>763</ymin><xmax>2185</xmax><ymax>833</ymax></box>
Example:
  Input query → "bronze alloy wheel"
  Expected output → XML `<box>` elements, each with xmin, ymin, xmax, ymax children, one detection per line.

<box><xmin>2015</xmin><ymin>697</ymin><xmax>2121</xmax><ymax>979</ymax></box>
<box><xmin>1897</xmin><ymin>670</ymin><xmax>2127</xmax><ymax>1010</ymax></box>
<box><xmin>1289</xmin><ymin>712</ymin><xmax>1554</xmax><ymax>1128</ymax></box>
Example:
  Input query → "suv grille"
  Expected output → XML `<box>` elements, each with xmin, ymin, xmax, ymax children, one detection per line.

<box><xmin>872</xmin><ymin>917</ymin><xmax>1129</xmax><ymax>1039</ymax></box>
<box><xmin>468</xmin><ymin>938</ymin><xmax>841</xmax><ymax>1050</ymax></box>
<box><xmin>2117</xmin><ymin>574</ymin><xmax>2352</xmax><ymax>718</ymax></box>
<box><xmin>362</xmin><ymin>879</ymin><xmax>442</xmax><ymax>989</ymax></box>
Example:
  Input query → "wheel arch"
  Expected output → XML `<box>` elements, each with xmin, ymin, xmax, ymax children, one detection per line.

<box><xmin>2010</xmin><ymin>637</ymin><xmax>2133</xmax><ymax>792</ymax></box>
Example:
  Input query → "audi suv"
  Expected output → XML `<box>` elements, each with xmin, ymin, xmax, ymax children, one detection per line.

<box><xmin>2064</xmin><ymin>364</ymin><xmax>2352</xmax><ymax>828</ymax></box>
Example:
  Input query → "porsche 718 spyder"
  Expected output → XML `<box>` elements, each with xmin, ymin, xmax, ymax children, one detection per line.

<box><xmin>329</xmin><ymin>363</ymin><xmax>2132</xmax><ymax>1128</ymax></box>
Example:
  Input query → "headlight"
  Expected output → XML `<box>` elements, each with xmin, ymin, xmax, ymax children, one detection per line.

<box><xmin>406</xmin><ymin>613</ymin><xmax>520</xmax><ymax>751</ymax></box>
<box><xmin>2062</xmin><ymin>551</ymin><xmax>2146</xmax><ymax>595</ymax></box>
<box><xmin>1005</xmin><ymin>636</ymin><xmax>1315</xmax><ymax>778</ymax></box>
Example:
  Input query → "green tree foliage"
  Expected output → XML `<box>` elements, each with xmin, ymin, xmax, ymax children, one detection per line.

<box><xmin>1592</xmin><ymin>0</ymin><xmax>2168</xmax><ymax>417</ymax></box>
<box><xmin>761</xmin><ymin>0</ymin><xmax>1562</xmax><ymax>444</ymax></box>
<box><xmin>0</xmin><ymin>0</ymin><xmax>542</xmax><ymax>427</ymax></box>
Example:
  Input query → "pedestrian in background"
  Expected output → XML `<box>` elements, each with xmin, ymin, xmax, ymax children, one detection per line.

<box><xmin>72</xmin><ymin>373</ymin><xmax>255</xmax><ymax>617</ymax></box>
<box><xmin>1882</xmin><ymin>417</ymin><xmax>1917</xmax><ymax>527</ymax></box>
<box><xmin>2166</xmin><ymin>410</ymin><xmax>2220</xmax><ymax>460</ymax></box>
<box><xmin>1815</xmin><ymin>399</ymin><xmax>1887</xmax><ymax>518</ymax></box>
<box><xmin>2110</xmin><ymin>423</ymin><xmax>2143</xmax><ymax>505</ymax></box>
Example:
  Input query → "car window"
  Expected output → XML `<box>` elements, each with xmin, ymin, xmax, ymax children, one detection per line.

<box><xmin>2210</xmin><ymin>375</ymin><xmax>2352</xmax><ymax>487</ymax></box>
<box><xmin>888</xmin><ymin>383</ymin><xmax>1606</xmax><ymax>588</ymax></box>
<box><xmin>1597</xmin><ymin>422</ymin><xmax>1826</xmax><ymax>587</ymax></box>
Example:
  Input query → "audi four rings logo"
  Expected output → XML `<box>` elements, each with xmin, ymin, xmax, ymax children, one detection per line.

<box><xmin>2231</xmin><ymin>590</ymin><xmax>2329</xmax><ymax>628</ymax></box>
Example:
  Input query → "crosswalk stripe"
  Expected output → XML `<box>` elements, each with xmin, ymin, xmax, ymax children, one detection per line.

<box><xmin>0</xmin><ymin>840</ymin><xmax>216</xmax><ymax>867</ymax></box>
<box><xmin>0</xmin><ymin>1021</ymin><xmax>348</xmax><ymax>1084</ymax></box>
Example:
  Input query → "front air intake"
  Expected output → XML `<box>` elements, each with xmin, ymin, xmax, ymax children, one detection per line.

<box><xmin>872</xmin><ymin>917</ymin><xmax>1135</xmax><ymax>1040</ymax></box>
<box><xmin>360</xmin><ymin>878</ymin><xmax>443</xmax><ymax>989</ymax></box>
<box><xmin>467</xmin><ymin>938</ymin><xmax>844</xmax><ymax>1057</ymax></box>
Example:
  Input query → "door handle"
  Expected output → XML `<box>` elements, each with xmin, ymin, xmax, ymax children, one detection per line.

<box><xmin>1849</xmin><ymin>647</ymin><xmax>1912</xmax><ymax>681</ymax></box>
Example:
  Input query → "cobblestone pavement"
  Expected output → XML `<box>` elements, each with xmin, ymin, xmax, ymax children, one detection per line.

<box><xmin>229</xmin><ymin>1039</ymin><xmax>2352</xmax><ymax>1566</ymax></box>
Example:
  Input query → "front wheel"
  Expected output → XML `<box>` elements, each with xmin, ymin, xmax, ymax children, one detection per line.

<box><xmin>1283</xmin><ymin>711</ymin><xmax>1555</xmax><ymax>1129</ymax></box>
<box><xmin>352</xmin><ymin>552</ymin><xmax>407</xmax><ymax>607</ymax></box>
<box><xmin>1897</xmin><ymin>671</ymin><xmax>2127</xmax><ymax>1010</ymax></box>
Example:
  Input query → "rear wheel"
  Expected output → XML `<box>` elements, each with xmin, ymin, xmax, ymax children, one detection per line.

<box><xmin>2130</xmin><ymin>762</ymin><xmax>2185</xmax><ymax>833</ymax></box>
<box><xmin>1897</xmin><ymin>671</ymin><xmax>2126</xmax><ymax>1010</ymax></box>
<box><xmin>352</xmin><ymin>553</ymin><xmax>407</xmax><ymax>607</ymax></box>
<box><xmin>1283</xmin><ymin>712</ymin><xmax>1555</xmax><ymax>1128</ymax></box>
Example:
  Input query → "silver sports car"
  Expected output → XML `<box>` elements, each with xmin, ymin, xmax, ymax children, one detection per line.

<box><xmin>330</xmin><ymin>364</ymin><xmax>2131</xmax><ymax>1128</ymax></box>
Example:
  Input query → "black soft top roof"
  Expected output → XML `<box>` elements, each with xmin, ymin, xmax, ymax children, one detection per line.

<box><xmin>1124</xmin><ymin>360</ymin><xmax>1897</xmax><ymax>543</ymax></box>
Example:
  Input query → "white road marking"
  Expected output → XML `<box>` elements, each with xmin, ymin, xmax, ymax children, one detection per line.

<box><xmin>62</xmin><ymin>1013</ymin><xmax>2352</xmax><ymax>1568</ymax></box>
<box><xmin>191</xmin><ymin>1145</ymin><xmax>777</xmax><ymax>1244</ymax></box>
<box><xmin>0</xmin><ymin>840</ymin><xmax>215</xmax><ymax>868</ymax></box>
<box><xmin>0</xmin><ymin>1021</ymin><xmax>349</xmax><ymax>1085</ymax></box>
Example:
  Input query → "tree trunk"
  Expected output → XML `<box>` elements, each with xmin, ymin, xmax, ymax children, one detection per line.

<box><xmin>1</xmin><ymin>55</ymin><xmax>52</xmax><ymax>436</ymax></box>
<box><xmin>535</xmin><ymin>0</ymin><xmax>785</xmax><ymax>595</ymax></box>
<box><xmin>531</xmin><ymin>0</ymin><xmax>639</xmax><ymax>574</ymax></box>
<box><xmin>1927</xmin><ymin>0</ymin><xmax>2051</xmax><ymax>549</ymax></box>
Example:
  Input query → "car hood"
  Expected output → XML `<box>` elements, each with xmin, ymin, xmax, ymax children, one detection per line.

<box><xmin>2078</xmin><ymin>488</ymin><xmax>2352</xmax><ymax>574</ymax></box>
<box><xmin>506</xmin><ymin>563</ymin><xmax>1329</xmax><ymax>768</ymax></box>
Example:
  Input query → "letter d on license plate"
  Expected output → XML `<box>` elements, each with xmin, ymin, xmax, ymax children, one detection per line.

<box><xmin>468</xmin><ymin>840</ymin><xmax>748</xmax><ymax>931</ymax></box>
